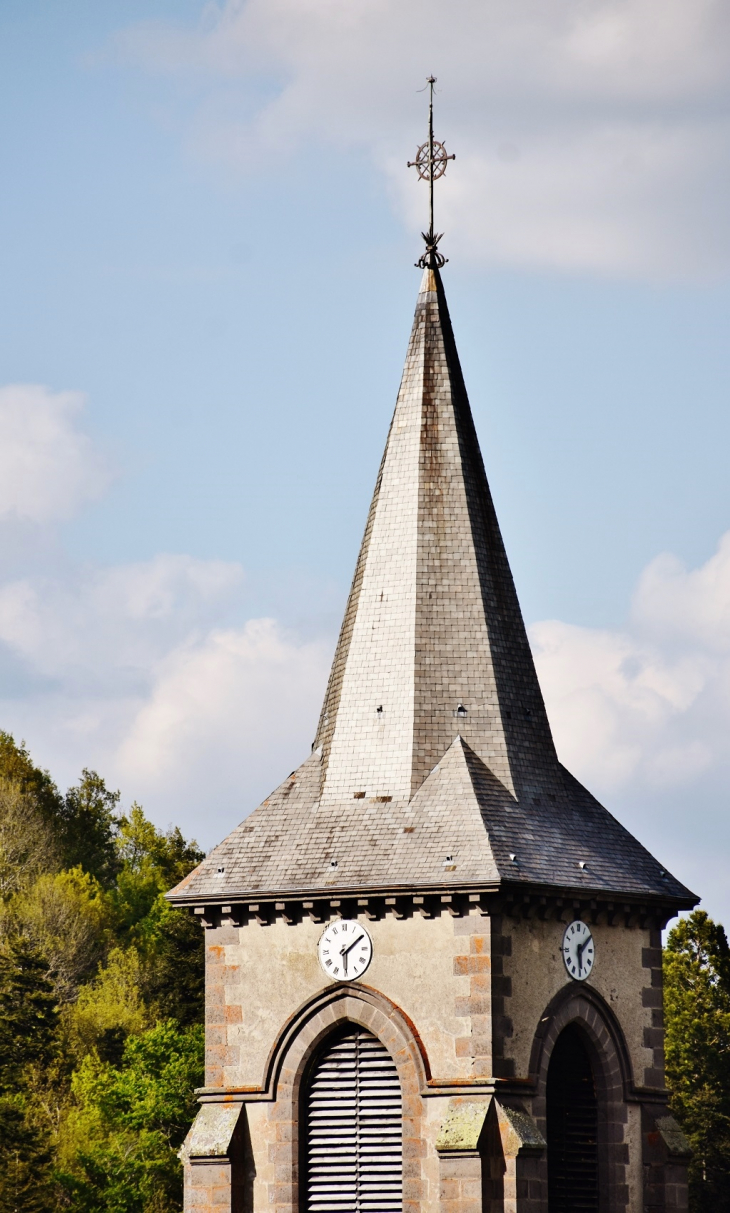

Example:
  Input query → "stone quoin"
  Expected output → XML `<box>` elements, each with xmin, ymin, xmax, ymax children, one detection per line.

<box><xmin>168</xmin><ymin>260</ymin><xmax>697</xmax><ymax>1213</ymax></box>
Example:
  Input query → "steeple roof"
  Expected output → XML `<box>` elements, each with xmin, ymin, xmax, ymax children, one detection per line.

<box><xmin>169</xmin><ymin>267</ymin><xmax>696</xmax><ymax>911</ymax></box>
<box><xmin>314</xmin><ymin>266</ymin><xmax>557</xmax><ymax>807</ymax></box>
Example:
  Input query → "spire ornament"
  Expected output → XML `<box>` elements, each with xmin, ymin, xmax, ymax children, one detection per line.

<box><xmin>408</xmin><ymin>76</ymin><xmax>455</xmax><ymax>269</ymax></box>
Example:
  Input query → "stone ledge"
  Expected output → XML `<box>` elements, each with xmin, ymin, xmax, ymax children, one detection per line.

<box><xmin>655</xmin><ymin>1115</ymin><xmax>692</xmax><ymax>1159</ymax></box>
<box><xmin>435</xmin><ymin>1098</ymin><xmax>491</xmax><ymax>1152</ymax></box>
<box><xmin>494</xmin><ymin>1101</ymin><xmax>546</xmax><ymax>1156</ymax></box>
<box><xmin>182</xmin><ymin>1104</ymin><xmax>243</xmax><ymax>1163</ymax></box>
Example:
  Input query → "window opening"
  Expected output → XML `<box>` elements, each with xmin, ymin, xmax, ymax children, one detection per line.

<box><xmin>304</xmin><ymin>1025</ymin><xmax>402</xmax><ymax>1213</ymax></box>
<box><xmin>547</xmin><ymin>1024</ymin><xmax>599</xmax><ymax>1213</ymax></box>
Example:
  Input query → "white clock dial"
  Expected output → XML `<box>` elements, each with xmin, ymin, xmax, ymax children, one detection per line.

<box><xmin>318</xmin><ymin>919</ymin><xmax>373</xmax><ymax>982</ymax></box>
<box><xmin>562</xmin><ymin>920</ymin><xmax>595</xmax><ymax>981</ymax></box>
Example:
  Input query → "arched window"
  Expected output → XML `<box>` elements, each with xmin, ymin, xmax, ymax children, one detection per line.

<box><xmin>303</xmin><ymin>1025</ymin><xmax>402</xmax><ymax>1213</ymax></box>
<box><xmin>546</xmin><ymin>1024</ymin><xmax>599</xmax><ymax>1213</ymax></box>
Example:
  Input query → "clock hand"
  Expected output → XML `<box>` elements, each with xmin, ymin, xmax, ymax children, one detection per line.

<box><xmin>334</xmin><ymin>933</ymin><xmax>367</xmax><ymax>979</ymax></box>
<box><xmin>340</xmin><ymin>934</ymin><xmax>365</xmax><ymax>958</ymax></box>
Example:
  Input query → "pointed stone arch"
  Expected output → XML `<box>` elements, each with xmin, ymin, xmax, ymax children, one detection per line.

<box><xmin>264</xmin><ymin>985</ymin><xmax>427</xmax><ymax>1213</ymax></box>
<box><xmin>529</xmin><ymin>984</ymin><xmax>633</xmax><ymax>1213</ymax></box>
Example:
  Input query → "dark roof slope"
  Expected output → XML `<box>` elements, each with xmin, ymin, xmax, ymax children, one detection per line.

<box><xmin>169</xmin><ymin>739</ymin><xmax>694</xmax><ymax>906</ymax></box>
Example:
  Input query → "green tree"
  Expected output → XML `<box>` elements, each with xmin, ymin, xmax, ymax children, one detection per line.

<box><xmin>62</xmin><ymin>803</ymin><xmax>205</xmax><ymax>1062</ymax></box>
<box><xmin>139</xmin><ymin>898</ymin><xmax>205</xmax><ymax>1028</ymax></box>
<box><xmin>59</xmin><ymin>772</ymin><xmax>122</xmax><ymax>889</ymax></box>
<box><xmin>116</xmin><ymin>808</ymin><xmax>203</xmax><ymax>892</ymax></box>
<box><xmin>58</xmin><ymin>1020</ymin><xmax>204</xmax><ymax>1213</ymax></box>
<box><xmin>0</xmin><ymin>776</ymin><xmax>58</xmax><ymax>903</ymax></box>
<box><xmin>0</xmin><ymin>939</ymin><xmax>59</xmax><ymax>1073</ymax></box>
<box><xmin>64</xmin><ymin>947</ymin><xmax>148</xmax><ymax>1066</ymax></box>
<box><xmin>0</xmin><ymin>736</ymin><xmax>206</xmax><ymax>1210</ymax></box>
<box><xmin>0</xmin><ymin>939</ymin><xmax>60</xmax><ymax>1213</ymax></box>
<box><xmin>0</xmin><ymin>1096</ymin><xmax>54</xmax><ymax>1213</ymax></box>
<box><xmin>13</xmin><ymin>868</ymin><xmax>112</xmax><ymax>1003</ymax></box>
<box><xmin>110</xmin><ymin>807</ymin><xmax>204</xmax><ymax>1025</ymax></box>
<box><xmin>664</xmin><ymin>910</ymin><xmax>730</xmax><ymax>1211</ymax></box>
<box><xmin>0</xmin><ymin>738</ymin><xmax>123</xmax><ymax>886</ymax></box>
<box><xmin>0</xmin><ymin>733</ymin><xmax>63</xmax><ymax>827</ymax></box>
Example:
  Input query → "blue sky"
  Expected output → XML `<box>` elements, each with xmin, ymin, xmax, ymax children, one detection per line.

<box><xmin>1</xmin><ymin>0</ymin><xmax>729</xmax><ymax>922</ymax></box>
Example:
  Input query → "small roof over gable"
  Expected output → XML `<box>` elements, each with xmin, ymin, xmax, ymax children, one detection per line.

<box><xmin>169</xmin><ymin>738</ymin><xmax>692</xmax><ymax>906</ymax></box>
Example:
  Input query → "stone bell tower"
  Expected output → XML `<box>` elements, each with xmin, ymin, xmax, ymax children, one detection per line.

<box><xmin>169</xmin><ymin>106</ymin><xmax>697</xmax><ymax>1213</ymax></box>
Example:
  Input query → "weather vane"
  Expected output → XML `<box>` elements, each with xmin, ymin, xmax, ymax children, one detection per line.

<box><xmin>408</xmin><ymin>76</ymin><xmax>455</xmax><ymax>269</ymax></box>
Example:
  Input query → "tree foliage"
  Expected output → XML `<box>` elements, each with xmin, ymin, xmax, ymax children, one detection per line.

<box><xmin>0</xmin><ymin>732</ymin><xmax>205</xmax><ymax>1213</ymax></box>
<box><xmin>57</xmin><ymin>1021</ymin><xmax>204</xmax><ymax>1213</ymax></box>
<box><xmin>664</xmin><ymin>910</ymin><xmax>730</xmax><ymax>1212</ymax></box>
<box><xmin>0</xmin><ymin>733</ymin><xmax>63</xmax><ymax>826</ymax></box>
<box><xmin>58</xmin><ymin>770</ymin><xmax>123</xmax><ymax>890</ymax></box>
<box><xmin>0</xmin><ymin>939</ymin><xmax>59</xmax><ymax>1212</ymax></box>
<box><xmin>0</xmin><ymin>775</ymin><xmax>58</xmax><ymax>900</ymax></box>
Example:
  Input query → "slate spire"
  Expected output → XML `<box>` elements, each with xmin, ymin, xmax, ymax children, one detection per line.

<box><xmin>315</xmin><ymin>266</ymin><xmax>558</xmax><ymax>806</ymax></box>
<box><xmin>168</xmin><ymin>267</ymin><xmax>695</xmax><ymax>910</ymax></box>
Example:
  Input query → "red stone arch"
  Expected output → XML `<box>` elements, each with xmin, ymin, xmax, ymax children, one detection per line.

<box><xmin>529</xmin><ymin>983</ymin><xmax>633</xmax><ymax>1213</ymax></box>
<box><xmin>265</xmin><ymin>983</ymin><xmax>427</xmax><ymax>1213</ymax></box>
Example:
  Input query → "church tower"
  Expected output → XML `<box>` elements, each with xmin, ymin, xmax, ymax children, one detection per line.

<box><xmin>170</xmin><ymin>96</ymin><xmax>697</xmax><ymax>1213</ymax></box>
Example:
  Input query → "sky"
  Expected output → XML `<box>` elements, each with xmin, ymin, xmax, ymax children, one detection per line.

<box><xmin>1</xmin><ymin>0</ymin><xmax>729</xmax><ymax>924</ymax></box>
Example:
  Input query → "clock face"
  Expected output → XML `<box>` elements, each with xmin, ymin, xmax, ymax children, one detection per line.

<box><xmin>317</xmin><ymin>919</ymin><xmax>373</xmax><ymax>982</ymax></box>
<box><xmin>562</xmin><ymin>920</ymin><xmax>595</xmax><ymax>981</ymax></box>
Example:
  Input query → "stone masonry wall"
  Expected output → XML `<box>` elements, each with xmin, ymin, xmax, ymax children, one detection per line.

<box><xmin>195</xmin><ymin>907</ymin><xmax>676</xmax><ymax>1212</ymax></box>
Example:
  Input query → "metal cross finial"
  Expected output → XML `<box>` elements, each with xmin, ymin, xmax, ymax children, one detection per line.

<box><xmin>407</xmin><ymin>76</ymin><xmax>455</xmax><ymax>269</ymax></box>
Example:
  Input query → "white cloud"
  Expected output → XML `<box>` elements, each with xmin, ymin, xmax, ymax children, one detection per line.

<box><xmin>0</xmin><ymin>385</ymin><xmax>110</xmax><ymax>523</ymax></box>
<box><xmin>115</xmin><ymin>618</ymin><xmax>330</xmax><ymax>834</ymax></box>
<box><xmin>0</xmin><ymin>554</ymin><xmax>244</xmax><ymax>685</ymax></box>
<box><xmin>0</xmin><ymin>554</ymin><xmax>331</xmax><ymax>845</ymax></box>
<box><xmin>0</xmin><ymin>382</ymin><xmax>332</xmax><ymax>844</ymax></box>
<box><xmin>115</xmin><ymin>0</ymin><xmax>730</xmax><ymax>279</ymax></box>
<box><xmin>531</xmin><ymin>532</ymin><xmax>730</xmax><ymax>916</ymax></box>
<box><xmin>531</xmin><ymin>531</ymin><xmax>730</xmax><ymax>794</ymax></box>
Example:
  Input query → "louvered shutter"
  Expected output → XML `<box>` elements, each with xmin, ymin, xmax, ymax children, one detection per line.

<box><xmin>304</xmin><ymin>1026</ymin><xmax>402</xmax><ymax>1213</ymax></box>
<box><xmin>547</xmin><ymin>1026</ymin><xmax>599</xmax><ymax>1213</ymax></box>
